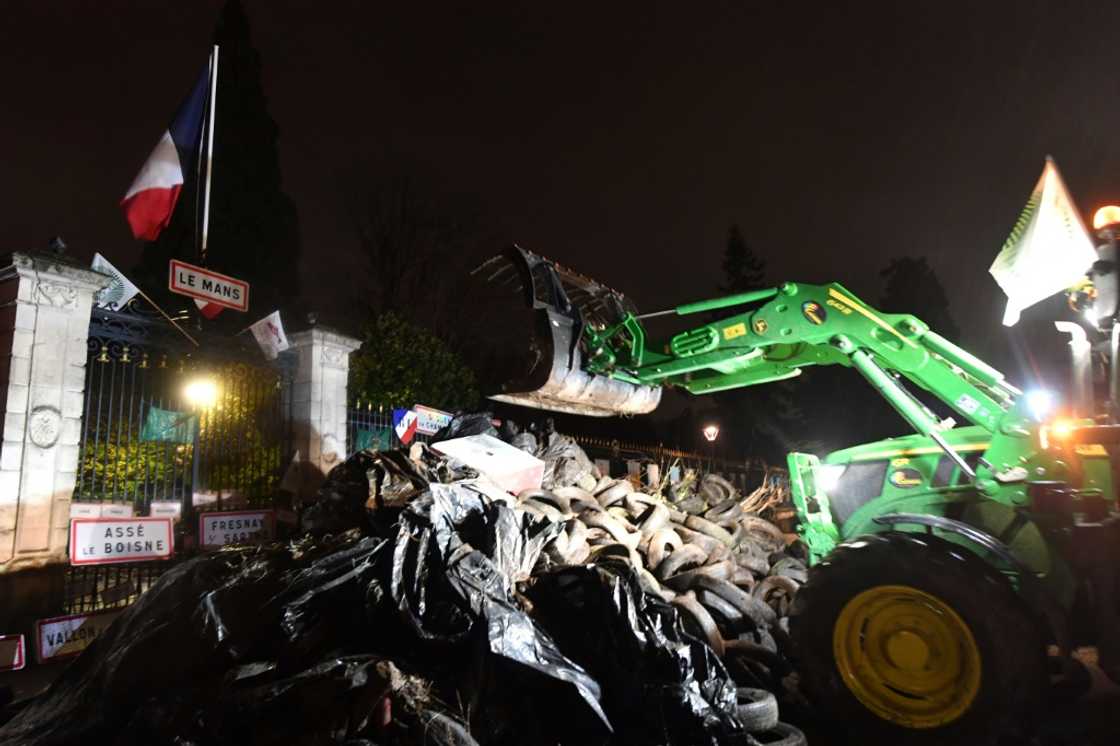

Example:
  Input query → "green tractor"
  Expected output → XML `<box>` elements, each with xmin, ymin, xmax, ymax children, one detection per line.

<box><xmin>477</xmin><ymin>226</ymin><xmax>1120</xmax><ymax>742</ymax></box>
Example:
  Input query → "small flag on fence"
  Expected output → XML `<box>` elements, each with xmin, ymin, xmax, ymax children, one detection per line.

<box><xmin>91</xmin><ymin>253</ymin><xmax>140</xmax><ymax>310</ymax></box>
<box><xmin>393</xmin><ymin>408</ymin><xmax>418</xmax><ymax>445</ymax></box>
<box><xmin>140</xmin><ymin>406</ymin><xmax>195</xmax><ymax>444</ymax></box>
<box><xmin>356</xmin><ymin>427</ymin><xmax>393</xmax><ymax>452</ymax></box>
<box><xmin>989</xmin><ymin>157</ymin><xmax>1098</xmax><ymax>326</ymax></box>
<box><xmin>249</xmin><ymin>310</ymin><xmax>290</xmax><ymax>360</ymax></box>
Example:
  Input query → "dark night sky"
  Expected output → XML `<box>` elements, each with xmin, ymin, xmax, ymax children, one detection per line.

<box><xmin>5</xmin><ymin>1</ymin><xmax>1120</xmax><ymax>388</ymax></box>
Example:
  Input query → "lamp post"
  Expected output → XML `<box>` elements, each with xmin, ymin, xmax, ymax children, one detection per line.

<box><xmin>181</xmin><ymin>376</ymin><xmax>218</xmax><ymax>543</ymax></box>
<box><xmin>702</xmin><ymin>423</ymin><xmax>720</xmax><ymax>472</ymax></box>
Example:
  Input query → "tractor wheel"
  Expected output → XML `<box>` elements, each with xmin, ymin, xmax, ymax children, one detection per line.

<box><xmin>789</xmin><ymin>532</ymin><xmax>1046</xmax><ymax>745</ymax></box>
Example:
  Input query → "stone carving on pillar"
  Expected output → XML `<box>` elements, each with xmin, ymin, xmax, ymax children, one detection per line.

<box><xmin>322</xmin><ymin>347</ymin><xmax>348</xmax><ymax>370</ymax></box>
<box><xmin>321</xmin><ymin>433</ymin><xmax>341</xmax><ymax>465</ymax></box>
<box><xmin>28</xmin><ymin>406</ymin><xmax>62</xmax><ymax>449</ymax></box>
<box><xmin>33</xmin><ymin>281</ymin><xmax>79</xmax><ymax>310</ymax></box>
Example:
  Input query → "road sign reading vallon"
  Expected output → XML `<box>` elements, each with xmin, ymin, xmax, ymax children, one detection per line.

<box><xmin>169</xmin><ymin>259</ymin><xmax>250</xmax><ymax>312</ymax></box>
<box><xmin>36</xmin><ymin>610</ymin><xmax>121</xmax><ymax>663</ymax></box>
<box><xmin>69</xmin><ymin>518</ymin><xmax>174</xmax><ymax>565</ymax></box>
<box><xmin>199</xmin><ymin>510</ymin><xmax>274</xmax><ymax>549</ymax></box>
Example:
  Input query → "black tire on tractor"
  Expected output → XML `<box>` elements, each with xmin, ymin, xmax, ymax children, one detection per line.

<box><xmin>789</xmin><ymin>531</ymin><xmax>1047</xmax><ymax>745</ymax></box>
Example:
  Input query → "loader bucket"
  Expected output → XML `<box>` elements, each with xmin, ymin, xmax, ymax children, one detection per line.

<box><xmin>473</xmin><ymin>246</ymin><xmax>662</xmax><ymax>417</ymax></box>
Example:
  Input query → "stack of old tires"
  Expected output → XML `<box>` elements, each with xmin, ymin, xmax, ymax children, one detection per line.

<box><xmin>516</xmin><ymin>470</ymin><xmax>807</xmax><ymax>744</ymax></box>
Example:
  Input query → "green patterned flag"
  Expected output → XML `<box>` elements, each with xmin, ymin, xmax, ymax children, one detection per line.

<box><xmin>356</xmin><ymin>427</ymin><xmax>393</xmax><ymax>452</ymax></box>
<box><xmin>989</xmin><ymin>157</ymin><xmax>1097</xmax><ymax>326</ymax></box>
<box><xmin>91</xmin><ymin>253</ymin><xmax>140</xmax><ymax>310</ymax></box>
<box><xmin>140</xmin><ymin>406</ymin><xmax>195</xmax><ymax>444</ymax></box>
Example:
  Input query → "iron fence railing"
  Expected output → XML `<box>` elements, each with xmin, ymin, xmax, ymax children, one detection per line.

<box><xmin>341</xmin><ymin>403</ymin><xmax>787</xmax><ymax>495</ymax></box>
<box><xmin>346</xmin><ymin>400</ymin><xmax>432</xmax><ymax>455</ymax></box>
<box><xmin>571</xmin><ymin>435</ymin><xmax>787</xmax><ymax>494</ymax></box>
<box><xmin>63</xmin><ymin>562</ymin><xmax>174</xmax><ymax>615</ymax></box>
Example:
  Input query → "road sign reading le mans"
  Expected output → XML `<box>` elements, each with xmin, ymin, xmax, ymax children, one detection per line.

<box><xmin>169</xmin><ymin>259</ymin><xmax>250</xmax><ymax>313</ymax></box>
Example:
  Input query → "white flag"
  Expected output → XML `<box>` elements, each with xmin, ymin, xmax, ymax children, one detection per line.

<box><xmin>989</xmin><ymin>158</ymin><xmax>1097</xmax><ymax>326</ymax></box>
<box><xmin>249</xmin><ymin>310</ymin><xmax>289</xmax><ymax>360</ymax></box>
<box><xmin>91</xmin><ymin>253</ymin><xmax>140</xmax><ymax>310</ymax></box>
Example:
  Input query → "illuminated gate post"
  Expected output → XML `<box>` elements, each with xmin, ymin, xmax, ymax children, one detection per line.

<box><xmin>0</xmin><ymin>251</ymin><xmax>109</xmax><ymax>573</ymax></box>
<box><xmin>285</xmin><ymin>325</ymin><xmax>361</xmax><ymax>500</ymax></box>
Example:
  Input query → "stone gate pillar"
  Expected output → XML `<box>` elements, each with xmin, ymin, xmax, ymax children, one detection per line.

<box><xmin>285</xmin><ymin>325</ymin><xmax>361</xmax><ymax>501</ymax></box>
<box><xmin>0</xmin><ymin>252</ymin><xmax>109</xmax><ymax>572</ymax></box>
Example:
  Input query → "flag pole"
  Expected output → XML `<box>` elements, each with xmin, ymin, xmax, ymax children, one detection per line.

<box><xmin>199</xmin><ymin>44</ymin><xmax>219</xmax><ymax>266</ymax></box>
<box><xmin>135</xmin><ymin>288</ymin><xmax>200</xmax><ymax>347</ymax></box>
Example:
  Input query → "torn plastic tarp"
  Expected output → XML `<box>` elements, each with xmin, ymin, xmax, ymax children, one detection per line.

<box><xmin>525</xmin><ymin>559</ymin><xmax>753</xmax><ymax>746</ymax></box>
<box><xmin>390</xmin><ymin>482</ymin><xmax>612</xmax><ymax>741</ymax></box>
<box><xmin>432</xmin><ymin>411</ymin><xmax>498</xmax><ymax>442</ymax></box>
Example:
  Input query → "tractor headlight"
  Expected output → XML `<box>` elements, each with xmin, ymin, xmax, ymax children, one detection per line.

<box><xmin>816</xmin><ymin>464</ymin><xmax>845</xmax><ymax>494</ymax></box>
<box><xmin>1026</xmin><ymin>390</ymin><xmax>1054</xmax><ymax>422</ymax></box>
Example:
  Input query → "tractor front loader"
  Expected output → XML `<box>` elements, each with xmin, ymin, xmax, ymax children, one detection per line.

<box><xmin>475</xmin><ymin>244</ymin><xmax>1120</xmax><ymax>744</ymax></box>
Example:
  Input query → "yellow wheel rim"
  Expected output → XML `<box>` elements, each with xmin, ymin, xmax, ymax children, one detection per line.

<box><xmin>833</xmin><ymin>585</ymin><xmax>982</xmax><ymax>729</ymax></box>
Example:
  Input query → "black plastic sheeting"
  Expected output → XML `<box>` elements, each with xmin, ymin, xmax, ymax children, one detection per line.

<box><xmin>0</xmin><ymin>456</ymin><xmax>755</xmax><ymax>746</ymax></box>
<box><xmin>431</xmin><ymin>412</ymin><xmax>499</xmax><ymax>442</ymax></box>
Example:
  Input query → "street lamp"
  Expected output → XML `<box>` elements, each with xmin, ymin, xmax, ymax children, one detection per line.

<box><xmin>701</xmin><ymin>423</ymin><xmax>720</xmax><ymax>473</ymax></box>
<box><xmin>180</xmin><ymin>376</ymin><xmax>219</xmax><ymax>540</ymax></box>
<box><xmin>184</xmin><ymin>377</ymin><xmax>219</xmax><ymax>409</ymax></box>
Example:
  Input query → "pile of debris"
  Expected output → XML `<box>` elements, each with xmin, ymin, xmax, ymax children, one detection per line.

<box><xmin>0</xmin><ymin>415</ymin><xmax>806</xmax><ymax>746</ymax></box>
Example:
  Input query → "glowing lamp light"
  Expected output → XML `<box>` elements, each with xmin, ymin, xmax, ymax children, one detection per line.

<box><xmin>702</xmin><ymin>424</ymin><xmax>720</xmax><ymax>442</ymax></box>
<box><xmin>183</xmin><ymin>377</ymin><xmax>219</xmax><ymax>409</ymax></box>
<box><xmin>1051</xmin><ymin>419</ymin><xmax>1075</xmax><ymax>439</ymax></box>
<box><xmin>1093</xmin><ymin>205</ymin><xmax>1120</xmax><ymax>230</ymax></box>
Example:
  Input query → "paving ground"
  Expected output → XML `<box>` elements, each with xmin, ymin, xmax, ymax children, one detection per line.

<box><xmin>3</xmin><ymin>652</ymin><xmax>1119</xmax><ymax>743</ymax></box>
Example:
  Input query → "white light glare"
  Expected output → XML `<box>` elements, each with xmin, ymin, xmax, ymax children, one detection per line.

<box><xmin>816</xmin><ymin>464</ymin><xmax>845</xmax><ymax>493</ymax></box>
<box><xmin>184</xmin><ymin>378</ymin><xmax>219</xmax><ymax>409</ymax></box>
<box><xmin>1025</xmin><ymin>389</ymin><xmax>1054</xmax><ymax>421</ymax></box>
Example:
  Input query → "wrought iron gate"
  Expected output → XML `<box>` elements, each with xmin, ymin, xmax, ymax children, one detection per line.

<box><xmin>74</xmin><ymin>301</ymin><xmax>293</xmax><ymax>514</ymax></box>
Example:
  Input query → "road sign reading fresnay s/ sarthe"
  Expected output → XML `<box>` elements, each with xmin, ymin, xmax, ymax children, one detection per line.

<box><xmin>169</xmin><ymin>259</ymin><xmax>250</xmax><ymax>312</ymax></box>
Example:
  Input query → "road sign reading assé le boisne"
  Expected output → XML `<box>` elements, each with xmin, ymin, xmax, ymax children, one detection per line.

<box><xmin>69</xmin><ymin>517</ymin><xmax>174</xmax><ymax>565</ymax></box>
<box><xmin>169</xmin><ymin>259</ymin><xmax>250</xmax><ymax>313</ymax></box>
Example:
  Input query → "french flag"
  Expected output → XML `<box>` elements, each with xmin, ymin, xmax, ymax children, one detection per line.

<box><xmin>120</xmin><ymin>64</ymin><xmax>210</xmax><ymax>241</ymax></box>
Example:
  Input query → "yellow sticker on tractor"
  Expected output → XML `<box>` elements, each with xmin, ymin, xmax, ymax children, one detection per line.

<box><xmin>723</xmin><ymin>323</ymin><xmax>747</xmax><ymax>341</ymax></box>
<box><xmin>889</xmin><ymin>468</ymin><xmax>923</xmax><ymax>488</ymax></box>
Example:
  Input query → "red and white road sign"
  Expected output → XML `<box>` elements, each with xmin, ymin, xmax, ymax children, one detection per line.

<box><xmin>36</xmin><ymin>610</ymin><xmax>122</xmax><ymax>663</ymax></box>
<box><xmin>0</xmin><ymin>634</ymin><xmax>26</xmax><ymax>671</ymax></box>
<box><xmin>169</xmin><ymin>259</ymin><xmax>250</xmax><ymax>313</ymax></box>
<box><xmin>198</xmin><ymin>510</ymin><xmax>275</xmax><ymax>549</ymax></box>
<box><xmin>69</xmin><ymin>518</ymin><xmax>174</xmax><ymax>565</ymax></box>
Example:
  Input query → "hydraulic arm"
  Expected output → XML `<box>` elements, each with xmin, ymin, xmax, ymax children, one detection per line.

<box><xmin>583</xmin><ymin>281</ymin><xmax>1021</xmax><ymax>442</ymax></box>
<box><xmin>478</xmin><ymin>246</ymin><xmax>1036</xmax><ymax>501</ymax></box>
